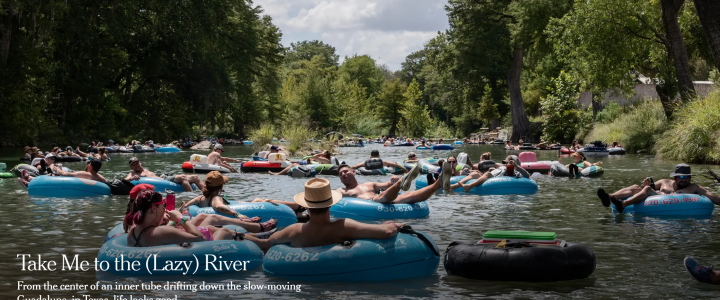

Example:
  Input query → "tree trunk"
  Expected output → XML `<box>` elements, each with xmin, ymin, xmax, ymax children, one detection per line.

<box><xmin>1</xmin><ymin>8</ymin><xmax>17</xmax><ymax>64</ymax></box>
<box><xmin>388</xmin><ymin>123</ymin><xmax>397</xmax><ymax>138</ymax></box>
<box><xmin>693</xmin><ymin>0</ymin><xmax>720</xmax><ymax>71</ymax></box>
<box><xmin>660</xmin><ymin>0</ymin><xmax>696</xmax><ymax>102</ymax></box>
<box><xmin>508</xmin><ymin>48</ymin><xmax>530</xmax><ymax>142</ymax></box>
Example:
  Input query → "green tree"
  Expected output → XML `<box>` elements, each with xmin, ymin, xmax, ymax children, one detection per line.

<box><xmin>376</xmin><ymin>79</ymin><xmax>407</xmax><ymax>137</ymax></box>
<box><xmin>478</xmin><ymin>84</ymin><xmax>500</xmax><ymax>127</ymax></box>
<box><xmin>541</xmin><ymin>71</ymin><xmax>582</xmax><ymax>142</ymax></box>
<box><xmin>399</xmin><ymin>79</ymin><xmax>433</xmax><ymax>137</ymax></box>
<box><xmin>338</xmin><ymin>55</ymin><xmax>386</xmax><ymax>98</ymax></box>
<box><xmin>284</xmin><ymin>40</ymin><xmax>339</xmax><ymax>69</ymax></box>
<box><xmin>548</xmin><ymin>0</ymin><xmax>699</xmax><ymax>117</ymax></box>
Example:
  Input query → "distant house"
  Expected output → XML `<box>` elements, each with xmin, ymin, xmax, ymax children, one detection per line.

<box><xmin>576</xmin><ymin>81</ymin><xmax>716</xmax><ymax>109</ymax></box>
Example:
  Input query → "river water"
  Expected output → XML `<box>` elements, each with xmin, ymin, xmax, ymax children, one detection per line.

<box><xmin>1</xmin><ymin>144</ymin><xmax>719</xmax><ymax>299</ymax></box>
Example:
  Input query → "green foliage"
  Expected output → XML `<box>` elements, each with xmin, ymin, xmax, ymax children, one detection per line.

<box><xmin>398</xmin><ymin>79</ymin><xmax>434</xmax><ymax>137</ymax></box>
<box><xmin>249</xmin><ymin>124</ymin><xmax>279</xmax><ymax>152</ymax></box>
<box><xmin>478</xmin><ymin>84</ymin><xmax>501</xmax><ymax>125</ymax></box>
<box><xmin>0</xmin><ymin>0</ymin><xmax>282</xmax><ymax>145</ymax></box>
<box><xmin>541</xmin><ymin>71</ymin><xmax>582</xmax><ymax>143</ymax></box>
<box><xmin>595</xmin><ymin>102</ymin><xmax>626</xmax><ymax>124</ymax></box>
<box><xmin>338</xmin><ymin>55</ymin><xmax>386</xmax><ymax>98</ymax></box>
<box><xmin>376</xmin><ymin>79</ymin><xmax>407</xmax><ymax>136</ymax></box>
<box><xmin>656</xmin><ymin>91</ymin><xmax>720</xmax><ymax>163</ymax></box>
<box><xmin>427</xmin><ymin>121</ymin><xmax>453</xmax><ymax>139</ymax></box>
<box><xmin>281</xmin><ymin>124</ymin><xmax>317</xmax><ymax>155</ymax></box>
<box><xmin>284</xmin><ymin>40</ymin><xmax>339</xmax><ymax>69</ymax></box>
<box><xmin>583</xmin><ymin>100</ymin><xmax>668</xmax><ymax>153</ymax></box>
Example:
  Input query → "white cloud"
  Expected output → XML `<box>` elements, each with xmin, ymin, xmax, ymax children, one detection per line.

<box><xmin>254</xmin><ymin>0</ymin><xmax>449</xmax><ymax>70</ymax></box>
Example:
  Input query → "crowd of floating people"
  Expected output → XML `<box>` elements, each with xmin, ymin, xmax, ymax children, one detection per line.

<box><xmin>7</xmin><ymin>136</ymin><xmax>720</xmax><ymax>284</ymax></box>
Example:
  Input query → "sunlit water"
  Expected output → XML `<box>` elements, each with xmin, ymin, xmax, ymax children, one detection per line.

<box><xmin>1</xmin><ymin>144</ymin><xmax>719</xmax><ymax>299</ymax></box>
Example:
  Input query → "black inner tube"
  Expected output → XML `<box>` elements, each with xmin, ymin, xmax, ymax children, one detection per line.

<box><xmin>443</xmin><ymin>241</ymin><xmax>596</xmax><ymax>282</ymax></box>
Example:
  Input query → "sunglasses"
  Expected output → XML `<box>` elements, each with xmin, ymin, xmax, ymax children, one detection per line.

<box><xmin>676</xmin><ymin>175</ymin><xmax>691</xmax><ymax>179</ymax></box>
<box><xmin>449</xmin><ymin>161</ymin><xmax>457</xmax><ymax>164</ymax></box>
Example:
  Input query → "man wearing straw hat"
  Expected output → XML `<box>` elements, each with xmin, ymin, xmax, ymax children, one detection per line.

<box><xmin>243</xmin><ymin>178</ymin><xmax>406</xmax><ymax>251</ymax></box>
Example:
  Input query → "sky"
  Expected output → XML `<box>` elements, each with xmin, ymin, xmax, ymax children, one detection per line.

<box><xmin>254</xmin><ymin>0</ymin><xmax>450</xmax><ymax>71</ymax></box>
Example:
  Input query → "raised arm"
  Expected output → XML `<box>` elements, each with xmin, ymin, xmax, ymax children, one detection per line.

<box><xmin>513</xmin><ymin>162</ymin><xmax>531</xmax><ymax>179</ymax></box>
<box><xmin>382</xmin><ymin>161</ymin><xmax>407</xmax><ymax>172</ymax></box>
<box><xmin>350</xmin><ymin>162</ymin><xmax>365</xmax><ymax>169</ymax></box>
<box><xmin>179</xmin><ymin>195</ymin><xmax>204</xmax><ymax>212</ymax></box>
<box><xmin>124</xmin><ymin>172</ymin><xmax>139</xmax><ymax>181</ymax></box>
<box><xmin>341</xmin><ymin>219</ymin><xmax>401</xmax><ymax>240</ymax></box>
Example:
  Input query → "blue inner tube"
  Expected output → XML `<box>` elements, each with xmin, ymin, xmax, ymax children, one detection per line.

<box><xmin>155</xmin><ymin>147</ymin><xmax>181</xmax><ymax>153</ymax></box>
<box><xmin>130</xmin><ymin>177</ymin><xmax>196</xmax><ymax>193</ymax></box>
<box><xmin>415</xmin><ymin>175</ymin><xmax>538</xmax><ymax>195</ymax></box>
<box><xmin>431</xmin><ymin>144</ymin><xmax>454</xmax><ymax>150</ymax></box>
<box><xmin>28</xmin><ymin>175</ymin><xmax>110</xmax><ymax>197</ymax></box>
<box><xmin>187</xmin><ymin>201</ymin><xmax>298</xmax><ymax>228</ymax></box>
<box><xmin>612</xmin><ymin>194</ymin><xmax>714</xmax><ymax>216</ymax></box>
<box><xmin>453</xmin><ymin>141</ymin><xmax>463</xmax><ymax>145</ymax></box>
<box><xmin>263</xmin><ymin>231</ymin><xmax>440</xmax><ymax>281</ymax></box>
<box><xmin>98</xmin><ymin>224</ymin><xmax>262</xmax><ymax>275</ymax></box>
<box><xmin>252</xmin><ymin>156</ymin><xmax>268</xmax><ymax>161</ymax></box>
<box><xmin>330</xmin><ymin>197</ymin><xmax>430</xmax><ymax>220</ymax></box>
<box><xmin>243</xmin><ymin>141</ymin><xmax>253</xmax><ymax>145</ymax></box>
<box><xmin>416</xmin><ymin>146</ymin><xmax>430</xmax><ymax>150</ymax></box>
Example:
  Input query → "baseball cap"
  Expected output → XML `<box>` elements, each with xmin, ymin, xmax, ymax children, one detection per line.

<box><xmin>46</xmin><ymin>154</ymin><xmax>57</xmax><ymax>161</ymax></box>
<box><xmin>206</xmin><ymin>171</ymin><xmax>229</xmax><ymax>187</ymax></box>
<box><xmin>270</xmin><ymin>145</ymin><xmax>280</xmax><ymax>151</ymax></box>
<box><xmin>214</xmin><ymin>144</ymin><xmax>224</xmax><ymax>152</ymax></box>
<box><xmin>370</xmin><ymin>150</ymin><xmax>380</xmax><ymax>157</ymax></box>
<box><xmin>128</xmin><ymin>157</ymin><xmax>139</xmax><ymax>165</ymax></box>
<box><xmin>129</xmin><ymin>183</ymin><xmax>155</xmax><ymax>199</ymax></box>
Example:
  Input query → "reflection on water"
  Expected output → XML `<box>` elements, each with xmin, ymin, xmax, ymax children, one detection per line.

<box><xmin>1</xmin><ymin>144</ymin><xmax>719</xmax><ymax>298</ymax></box>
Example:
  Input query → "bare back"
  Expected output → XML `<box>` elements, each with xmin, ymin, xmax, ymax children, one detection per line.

<box><xmin>272</xmin><ymin>219</ymin><xmax>385</xmax><ymax>248</ymax></box>
<box><xmin>207</xmin><ymin>152</ymin><xmax>222</xmax><ymax>165</ymax></box>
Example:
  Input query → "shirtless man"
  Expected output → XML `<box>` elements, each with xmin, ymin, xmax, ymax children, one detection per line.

<box><xmin>125</xmin><ymin>157</ymin><xmax>205</xmax><ymax>192</ymax></box>
<box><xmin>242</xmin><ymin>178</ymin><xmax>407</xmax><ymax>251</ymax></box>
<box><xmin>52</xmin><ymin>159</ymin><xmax>106</xmax><ymax>182</ymax></box>
<box><xmin>208</xmin><ymin>144</ymin><xmax>240</xmax><ymax>173</ymax></box>
<box><xmin>597</xmin><ymin>164</ymin><xmax>720</xmax><ymax>213</ymax></box>
<box><xmin>447</xmin><ymin>155</ymin><xmax>530</xmax><ymax>193</ymax></box>
<box><xmin>337</xmin><ymin>163</ymin><xmax>451</xmax><ymax>204</ymax></box>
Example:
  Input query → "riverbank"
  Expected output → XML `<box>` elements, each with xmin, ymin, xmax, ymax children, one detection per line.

<box><xmin>579</xmin><ymin>90</ymin><xmax>720</xmax><ymax>164</ymax></box>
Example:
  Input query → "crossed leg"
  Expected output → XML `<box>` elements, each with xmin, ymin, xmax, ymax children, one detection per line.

<box><xmin>372</xmin><ymin>176</ymin><xmax>443</xmax><ymax>204</ymax></box>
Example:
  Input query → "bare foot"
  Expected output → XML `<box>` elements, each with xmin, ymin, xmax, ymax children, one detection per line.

<box><xmin>459</xmin><ymin>182</ymin><xmax>472</xmax><ymax>193</ymax></box>
<box><xmin>268</xmin><ymin>171</ymin><xmax>279</xmax><ymax>175</ymax></box>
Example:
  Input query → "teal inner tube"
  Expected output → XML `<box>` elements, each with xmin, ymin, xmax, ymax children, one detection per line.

<box><xmin>130</xmin><ymin>177</ymin><xmax>196</xmax><ymax>193</ymax></box>
<box><xmin>415</xmin><ymin>175</ymin><xmax>538</xmax><ymax>195</ymax></box>
<box><xmin>187</xmin><ymin>200</ymin><xmax>298</xmax><ymax>228</ymax></box>
<box><xmin>263</xmin><ymin>231</ymin><xmax>440</xmax><ymax>282</ymax></box>
<box><xmin>330</xmin><ymin>197</ymin><xmax>430</xmax><ymax>220</ymax></box>
<box><xmin>98</xmin><ymin>224</ymin><xmax>262</xmax><ymax>275</ymax></box>
<box><xmin>28</xmin><ymin>175</ymin><xmax>111</xmax><ymax>198</ymax></box>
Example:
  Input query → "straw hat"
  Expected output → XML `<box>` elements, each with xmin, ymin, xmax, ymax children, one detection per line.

<box><xmin>293</xmin><ymin>178</ymin><xmax>342</xmax><ymax>208</ymax></box>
